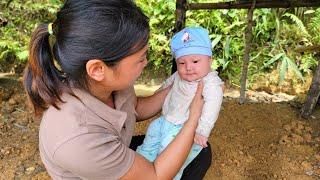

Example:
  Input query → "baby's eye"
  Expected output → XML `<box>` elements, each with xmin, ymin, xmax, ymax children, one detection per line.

<box><xmin>179</xmin><ymin>62</ymin><xmax>185</xmax><ymax>65</ymax></box>
<box><xmin>193</xmin><ymin>61</ymin><xmax>198</xmax><ymax>63</ymax></box>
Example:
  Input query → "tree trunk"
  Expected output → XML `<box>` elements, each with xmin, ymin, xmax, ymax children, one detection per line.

<box><xmin>300</xmin><ymin>54</ymin><xmax>320</xmax><ymax>118</ymax></box>
<box><xmin>239</xmin><ymin>0</ymin><xmax>255</xmax><ymax>104</ymax></box>
<box><xmin>172</xmin><ymin>0</ymin><xmax>187</xmax><ymax>74</ymax></box>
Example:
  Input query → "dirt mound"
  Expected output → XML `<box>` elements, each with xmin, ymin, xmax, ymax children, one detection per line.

<box><xmin>1</xmin><ymin>74</ymin><xmax>320</xmax><ymax>179</ymax></box>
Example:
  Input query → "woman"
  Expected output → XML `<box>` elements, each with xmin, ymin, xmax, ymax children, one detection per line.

<box><xmin>23</xmin><ymin>0</ymin><xmax>211</xmax><ymax>179</ymax></box>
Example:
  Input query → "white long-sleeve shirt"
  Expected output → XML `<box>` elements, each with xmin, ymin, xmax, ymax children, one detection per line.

<box><xmin>161</xmin><ymin>71</ymin><xmax>224</xmax><ymax>137</ymax></box>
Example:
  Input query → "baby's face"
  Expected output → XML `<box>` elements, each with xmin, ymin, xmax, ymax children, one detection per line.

<box><xmin>176</xmin><ymin>54</ymin><xmax>211</xmax><ymax>82</ymax></box>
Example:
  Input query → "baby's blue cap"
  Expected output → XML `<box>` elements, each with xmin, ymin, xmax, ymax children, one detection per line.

<box><xmin>170</xmin><ymin>27</ymin><xmax>212</xmax><ymax>60</ymax></box>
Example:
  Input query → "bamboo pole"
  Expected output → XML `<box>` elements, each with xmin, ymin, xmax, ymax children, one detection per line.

<box><xmin>300</xmin><ymin>54</ymin><xmax>320</xmax><ymax>118</ymax></box>
<box><xmin>239</xmin><ymin>0</ymin><xmax>256</xmax><ymax>104</ymax></box>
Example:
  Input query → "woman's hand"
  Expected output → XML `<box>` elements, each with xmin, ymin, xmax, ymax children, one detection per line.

<box><xmin>188</xmin><ymin>80</ymin><xmax>204</xmax><ymax>122</ymax></box>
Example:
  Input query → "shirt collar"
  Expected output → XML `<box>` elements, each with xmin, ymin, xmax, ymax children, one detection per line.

<box><xmin>71</xmin><ymin>87</ymin><xmax>133</xmax><ymax>133</ymax></box>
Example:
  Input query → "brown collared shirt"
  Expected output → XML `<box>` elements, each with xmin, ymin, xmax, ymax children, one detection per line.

<box><xmin>39</xmin><ymin>87</ymin><xmax>137</xmax><ymax>179</ymax></box>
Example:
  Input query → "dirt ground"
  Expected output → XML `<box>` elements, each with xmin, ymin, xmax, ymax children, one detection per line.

<box><xmin>1</xmin><ymin>74</ymin><xmax>320</xmax><ymax>180</ymax></box>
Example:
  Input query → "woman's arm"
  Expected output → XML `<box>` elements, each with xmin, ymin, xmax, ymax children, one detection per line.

<box><xmin>134</xmin><ymin>84</ymin><xmax>172</xmax><ymax>121</ymax></box>
<box><xmin>121</xmin><ymin>81</ymin><xmax>204</xmax><ymax>180</ymax></box>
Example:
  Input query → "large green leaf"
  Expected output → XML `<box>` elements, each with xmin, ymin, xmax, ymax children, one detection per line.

<box><xmin>264</xmin><ymin>53</ymin><xmax>284</xmax><ymax>68</ymax></box>
<box><xmin>279</xmin><ymin>57</ymin><xmax>288</xmax><ymax>85</ymax></box>
<box><xmin>283</xmin><ymin>13</ymin><xmax>310</xmax><ymax>37</ymax></box>
<box><xmin>211</xmin><ymin>35</ymin><xmax>222</xmax><ymax>49</ymax></box>
<box><xmin>285</xmin><ymin>56</ymin><xmax>304</xmax><ymax>81</ymax></box>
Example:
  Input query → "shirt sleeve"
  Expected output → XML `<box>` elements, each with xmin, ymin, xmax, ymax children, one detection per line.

<box><xmin>196</xmin><ymin>76</ymin><xmax>224</xmax><ymax>137</ymax></box>
<box><xmin>53</xmin><ymin>131</ymin><xmax>135</xmax><ymax>180</ymax></box>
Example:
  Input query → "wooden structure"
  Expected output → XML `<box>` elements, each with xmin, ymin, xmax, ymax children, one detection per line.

<box><xmin>173</xmin><ymin>0</ymin><xmax>320</xmax><ymax>117</ymax></box>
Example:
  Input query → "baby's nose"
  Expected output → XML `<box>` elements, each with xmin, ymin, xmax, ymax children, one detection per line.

<box><xmin>186</xmin><ymin>64</ymin><xmax>192</xmax><ymax>71</ymax></box>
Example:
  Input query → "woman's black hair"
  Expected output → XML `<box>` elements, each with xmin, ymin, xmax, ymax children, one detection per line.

<box><xmin>23</xmin><ymin>0</ymin><xmax>150</xmax><ymax>115</ymax></box>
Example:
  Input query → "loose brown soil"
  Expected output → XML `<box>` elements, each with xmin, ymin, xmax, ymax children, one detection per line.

<box><xmin>1</xmin><ymin>74</ymin><xmax>320</xmax><ymax>180</ymax></box>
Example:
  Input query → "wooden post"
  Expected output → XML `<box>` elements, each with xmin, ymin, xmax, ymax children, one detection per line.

<box><xmin>187</xmin><ymin>0</ymin><xmax>320</xmax><ymax>10</ymax></box>
<box><xmin>300</xmin><ymin>53</ymin><xmax>320</xmax><ymax>118</ymax></box>
<box><xmin>172</xmin><ymin>0</ymin><xmax>187</xmax><ymax>74</ymax></box>
<box><xmin>239</xmin><ymin>0</ymin><xmax>256</xmax><ymax>104</ymax></box>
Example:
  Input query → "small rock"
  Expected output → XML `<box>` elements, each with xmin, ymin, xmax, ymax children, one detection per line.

<box><xmin>4</xmin><ymin>150</ymin><xmax>10</xmax><ymax>155</ymax></box>
<box><xmin>293</xmin><ymin>127</ymin><xmax>302</xmax><ymax>134</ymax></box>
<box><xmin>26</xmin><ymin>167</ymin><xmax>35</xmax><ymax>172</ymax></box>
<box><xmin>314</xmin><ymin>154</ymin><xmax>320</xmax><ymax>161</ymax></box>
<box><xmin>8</xmin><ymin>98</ymin><xmax>16</xmax><ymax>105</ymax></box>
<box><xmin>291</xmin><ymin>121</ymin><xmax>297</xmax><ymax>128</ymax></box>
<box><xmin>303</xmin><ymin>133</ymin><xmax>312</xmax><ymax>142</ymax></box>
<box><xmin>314</xmin><ymin>168</ymin><xmax>320</xmax><ymax>175</ymax></box>
<box><xmin>283</xmin><ymin>124</ymin><xmax>291</xmax><ymax>132</ymax></box>
<box><xmin>301</xmin><ymin>161</ymin><xmax>313</xmax><ymax>171</ymax></box>
<box><xmin>273</xmin><ymin>174</ymin><xmax>277</xmax><ymax>178</ymax></box>
<box><xmin>291</xmin><ymin>133</ymin><xmax>304</xmax><ymax>144</ymax></box>
<box><xmin>26</xmin><ymin>166</ymin><xmax>36</xmax><ymax>175</ymax></box>
<box><xmin>305</xmin><ymin>126</ymin><xmax>313</xmax><ymax>133</ymax></box>
<box><xmin>0</xmin><ymin>122</ymin><xmax>5</xmax><ymax>127</ymax></box>
<box><xmin>297</xmin><ymin>122</ymin><xmax>304</xmax><ymax>130</ymax></box>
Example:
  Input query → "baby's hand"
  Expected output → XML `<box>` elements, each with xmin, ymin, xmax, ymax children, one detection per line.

<box><xmin>194</xmin><ymin>133</ymin><xmax>208</xmax><ymax>148</ymax></box>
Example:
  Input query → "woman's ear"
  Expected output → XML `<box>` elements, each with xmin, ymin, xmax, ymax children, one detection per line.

<box><xmin>86</xmin><ymin>59</ymin><xmax>109</xmax><ymax>82</ymax></box>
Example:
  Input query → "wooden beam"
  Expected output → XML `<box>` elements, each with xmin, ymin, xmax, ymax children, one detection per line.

<box><xmin>188</xmin><ymin>1</ymin><xmax>320</xmax><ymax>10</ymax></box>
<box><xmin>294</xmin><ymin>45</ymin><xmax>320</xmax><ymax>53</ymax></box>
<box><xmin>239</xmin><ymin>0</ymin><xmax>256</xmax><ymax>104</ymax></box>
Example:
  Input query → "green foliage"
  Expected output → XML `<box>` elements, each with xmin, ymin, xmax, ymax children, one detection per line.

<box><xmin>138</xmin><ymin>5</ymin><xmax>318</xmax><ymax>86</ymax></box>
<box><xmin>186</xmin><ymin>9</ymin><xmax>247</xmax><ymax>83</ymax></box>
<box><xmin>0</xmin><ymin>40</ymin><xmax>28</xmax><ymax>61</ymax></box>
<box><xmin>282</xmin><ymin>13</ymin><xmax>310</xmax><ymax>37</ymax></box>
<box><xmin>307</xmin><ymin>8</ymin><xmax>320</xmax><ymax>44</ymax></box>
<box><xmin>135</xmin><ymin>0</ymin><xmax>176</xmax><ymax>74</ymax></box>
<box><xmin>0</xmin><ymin>0</ymin><xmax>319</xmax><ymax>89</ymax></box>
<box><xmin>263</xmin><ymin>52</ymin><xmax>303</xmax><ymax>85</ymax></box>
<box><xmin>0</xmin><ymin>0</ymin><xmax>62</xmax><ymax>67</ymax></box>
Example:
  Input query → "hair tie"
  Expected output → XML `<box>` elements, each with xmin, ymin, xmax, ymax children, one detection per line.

<box><xmin>48</xmin><ymin>23</ymin><xmax>53</xmax><ymax>35</ymax></box>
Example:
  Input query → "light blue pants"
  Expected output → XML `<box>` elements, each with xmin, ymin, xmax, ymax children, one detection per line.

<box><xmin>136</xmin><ymin>116</ymin><xmax>202</xmax><ymax>180</ymax></box>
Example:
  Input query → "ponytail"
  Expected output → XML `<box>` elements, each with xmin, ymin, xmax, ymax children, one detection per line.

<box><xmin>23</xmin><ymin>23</ymin><xmax>67</xmax><ymax>116</ymax></box>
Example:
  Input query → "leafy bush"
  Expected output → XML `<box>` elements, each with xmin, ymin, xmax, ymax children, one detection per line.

<box><xmin>0</xmin><ymin>0</ymin><xmax>61</xmax><ymax>71</ymax></box>
<box><xmin>1</xmin><ymin>0</ymin><xmax>319</xmax><ymax>89</ymax></box>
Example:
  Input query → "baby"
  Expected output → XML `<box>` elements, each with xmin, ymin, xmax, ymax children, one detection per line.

<box><xmin>137</xmin><ymin>27</ymin><xmax>224</xmax><ymax>180</ymax></box>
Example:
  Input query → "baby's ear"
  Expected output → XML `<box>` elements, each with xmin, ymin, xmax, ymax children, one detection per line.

<box><xmin>208</xmin><ymin>56</ymin><xmax>212</xmax><ymax>64</ymax></box>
